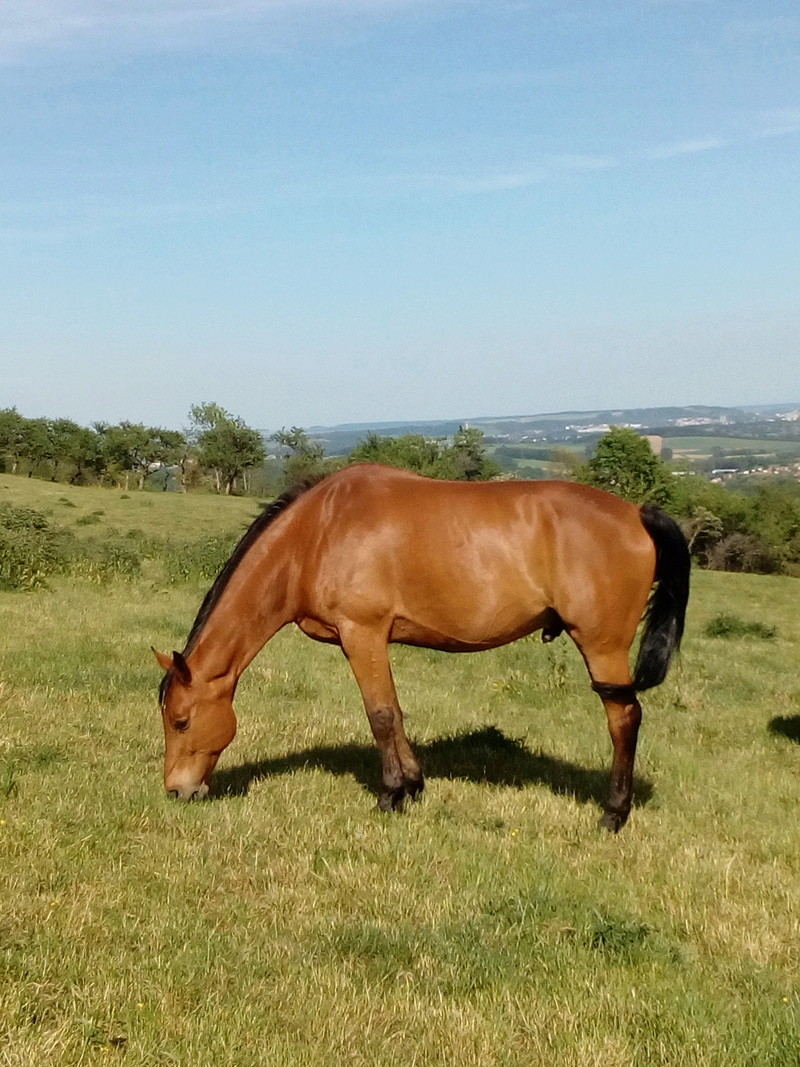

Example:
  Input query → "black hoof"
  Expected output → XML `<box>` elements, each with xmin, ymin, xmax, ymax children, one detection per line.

<box><xmin>598</xmin><ymin>810</ymin><xmax>627</xmax><ymax>833</ymax></box>
<box><xmin>406</xmin><ymin>776</ymin><xmax>425</xmax><ymax>801</ymax></box>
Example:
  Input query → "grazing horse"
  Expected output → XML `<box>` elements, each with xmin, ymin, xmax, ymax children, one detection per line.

<box><xmin>153</xmin><ymin>463</ymin><xmax>690</xmax><ymax>831</ymax></box>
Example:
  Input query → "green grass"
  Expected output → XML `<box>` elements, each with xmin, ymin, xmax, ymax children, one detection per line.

<box><xmin>1</xmin><ymin>479</ymin><xmax>799</xmax><ymax>1065</ymax></box>
<box><xmin>0</xmin><ymin>473</ymin><xmax>259</xmax><ymax>542</ymax></box>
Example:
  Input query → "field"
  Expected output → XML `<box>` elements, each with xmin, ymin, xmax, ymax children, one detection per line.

<box><xmin>486</xmin><ymin>435</ymin><xmax>800</xmax><ymax>475</ymax></box>
<box><xmin>663</xmin><ymin>436</ymin><xmax>800</xmax><ymax>464</ymax></box>
<box><xmin>1</xmin><ymin>476</ymin><xmax>799</xmax><ymax>1065</ymax></box>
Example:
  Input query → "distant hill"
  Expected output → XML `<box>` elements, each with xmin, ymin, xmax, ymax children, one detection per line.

<box><xmin>296</xmin><ymin>403</ymin><xmax>800</xmax><ymax>456</ymax></box>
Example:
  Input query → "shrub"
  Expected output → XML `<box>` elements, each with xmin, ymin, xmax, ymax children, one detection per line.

<box><xmin>704</xmin><ymin>613</ymin><xmax>777</xmax><ymax>640</ymax></box>
<box><xmin>0</xmin><ymin>503</ymin><xmax>145</xmax><ymax>587</ymax></box>
<box><xmin>151</xmin><ymin>535</ymin><xmax>237</xmax><ymax>584</ymax></box>
<box><xmin>75</xmin><ymin>512</ymin><xmax>103</xmax><ymax>526</ymax></box>
<box><xmin>708</xmin><ymin>533</ymin><xmax>783</xmax><ymax>574</ymax></box>
<box><xmin>66</xmin><ymin>536</ymin><xmax>141</xmax><ymax>582</ymax></box>
<box><xmin>0</xmin><ymin>503</ymin><xmax>65</xmax><ymax>590</ymax></box>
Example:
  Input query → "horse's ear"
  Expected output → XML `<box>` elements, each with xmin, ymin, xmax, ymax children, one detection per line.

<box><xmin>152</xmin><ymin>647</ymin><xmax>174</xmax><ymax>673</ymax></box>
<box><xmin>172</xmin><ymin>650</ymin><xmax>192</xmax><ymax>685</ymax></box>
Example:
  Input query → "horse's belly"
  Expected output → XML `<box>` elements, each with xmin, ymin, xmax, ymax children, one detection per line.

<box><xmin>389</xmin><ymin>609</ymin><xmax>550</xmax><ymax>652</ymax></box>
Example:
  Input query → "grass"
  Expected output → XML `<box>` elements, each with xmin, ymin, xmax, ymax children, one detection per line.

<box><xmin>0</xmin><ymin>474</ymin><xmax>259</xmax><ymax>542</ymax></box>
<box><xmin>1</xmin><ymin>477</ymin><xmax>799</xmax><ymax>1065</ymax></box>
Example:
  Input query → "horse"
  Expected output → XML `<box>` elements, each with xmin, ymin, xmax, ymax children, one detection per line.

<box><xmin>153</xmin><ymin>462</ymin><xmax>690</xmax><ymax>831</ymax></box>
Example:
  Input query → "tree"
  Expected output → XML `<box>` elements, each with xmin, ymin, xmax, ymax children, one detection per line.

<box><xmin>20</xmin><ymin>418</ymin><xmax>54</xmax><ymax>475</ymax></box>
<box><xmin>348</xmin><ymin>427</ymin><xmax>499</xmax><ymax>481</ymax></box>
<box><xmin>0</xmin><ymin>408</ymin><xmax>26</xmax><ymax>473</ymax></box>
<box><xmin>188</xmin><ymin>404</ymin><xmax>266</xmax><ymax>494</ymax></box>
<box><xmin>682</xmin><ymin>505</ymin><xmax>724</xmax><ymax>564</ymax></box>
<box><xmin>748</xmin><ymin>480</ymin><xmax>800</xmax><ymax>567</ymax></box>
<box><xmin>271</xmin><ymin>426</ymin><xmax>327</xmax><ymax>490</ymax></box>
<box><xmin>145</xmin><ymin>428</ymin><xmax>188</xmax><ymax>491</ymax></box>
<box><xmin>574</xmin><ymin>427</ymin><xmax>674</xmax><ymax>507</ymax></box>
<box><xmin>349</xmin><ymin>431</ymin><xmax>444</xmax><ymax>477</ymax></box>
<box><xmin>549</xmin><ymin>446</ymin><xmax>584</xmax><ymax>479</ymax></box>
<box><xmin>49</xmin><ymin>419</ymin><xmax>104</xmax><ymax>484</ymax></box>
<box><xmin>98</xmin><ymin>422</ymin><xmax>152</xmax><ymax>489</ymax></box>
<box><xmin>446</xmin><ymin>426</ymin><xmax>501</xmax><ymax>481</ymax></box>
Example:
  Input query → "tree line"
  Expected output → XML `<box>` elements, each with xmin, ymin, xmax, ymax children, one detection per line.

<box><xmin>0</xmin><ymin>404</ymin><xmax>267</xmax><ymax>495</ymax></box>
<box><xmin>0</xmin><ymin>406</ymin><xmax>499</xmax><ymax>496</ymax></box>
<box><xmin>2</xmin><ymin>407</ymin><xmax>798</xmax><ymax>576</ymax></box>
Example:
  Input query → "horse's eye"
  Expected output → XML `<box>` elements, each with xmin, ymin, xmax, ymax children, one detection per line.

<box><xmin>172</xmin><ymin>718</ymin><xmax>190</xmax><ymax>732</ymax></box>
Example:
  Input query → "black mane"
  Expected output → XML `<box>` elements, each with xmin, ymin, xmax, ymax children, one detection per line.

<box><xmin>157</xmin><ymin>475</ymin><xmax>324</xmax><ymax>705</ymax></box>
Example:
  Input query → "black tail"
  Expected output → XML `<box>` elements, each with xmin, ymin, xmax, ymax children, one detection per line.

<box><xmin>633</xmin><ymin>504</ymin><xmax>691</xmax><ymax>691</ymax></box>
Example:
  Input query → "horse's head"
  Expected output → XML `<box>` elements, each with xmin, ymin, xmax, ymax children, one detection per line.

<box><xmin>152</xmin><ymin>648</ymin><xmax>237</xmax><ymax>800</ymax></box>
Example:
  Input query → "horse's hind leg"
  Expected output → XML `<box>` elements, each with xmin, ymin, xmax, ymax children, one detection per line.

<box><xmin>340</xmin><ymin>625</ymin><xmax>424</xmax><ymax>812</ymax></box>
<box><xmin>578</xmin><ymin>646</ymin><xmax>642</xmax><ymax>832</ymax></box>
<box><xmin>595</xmin><ymin>684</ymin><xmax>642</xmax><ymax>832</ymax></box>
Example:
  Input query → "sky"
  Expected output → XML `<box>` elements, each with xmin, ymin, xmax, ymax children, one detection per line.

<box><xmin>1</xmin><ymin>0</ymin><xmax>799</xmax><ymax>432</ymax></box>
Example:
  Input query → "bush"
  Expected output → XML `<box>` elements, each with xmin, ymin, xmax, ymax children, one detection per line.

<box><xmin>152</xmin><ymin>535</ymin><xmax>237</xmax><ymax>584</ymax></box>
<box><xmin>66</xmin><ymin>536</ymin><xmax>141</xmax><ymax>582</ymax></box>
<box><xmin>0</xmin><ymin>503</ymin><xmax>144</xmax><ymax>588</ymax></box>
<box><xmin>708</xmin><ymin>533</ymin><xmax>783</xmax><ymax>574</ymax></box>
<box><xmin>0</xmin><ymin>503</ymin><xmax>66</xmax><ymax>590</ymax></box>
<box><xmin>704</xmin><ymin>613</ymin><xmax>777</xmax><ymax>640</ymax></box>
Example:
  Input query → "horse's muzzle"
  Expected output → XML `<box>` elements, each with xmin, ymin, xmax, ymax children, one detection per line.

<box><xmin>166</xmin><ymin>782</ymin><xmax>209</xmax><ymax>801</ymax></box>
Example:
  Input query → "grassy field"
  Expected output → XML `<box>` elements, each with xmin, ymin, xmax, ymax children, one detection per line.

<box><xmin>0</xmin><ymin>473</ymin><xmax>260</xmax><ymax>542</ymax></box>
<box><xmin>664</xmin><ymin>436</ymin><xmax>800</xmax><ymax>463</ymax></box>
<box><xmin>1</xmin><ymin>476</ymin><xmax>799</xmax><ymax>1065</ymax></box>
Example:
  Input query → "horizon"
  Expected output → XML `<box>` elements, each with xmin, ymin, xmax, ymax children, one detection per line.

<box><xmin>5</xmin><ymin>397</ymin><xmax>800</xmax><ymax>437</ymax></box>
<box><xmin>2</xmin><ymin>1</ymin><xmax>799</xmax><ymax>428</ymax></box>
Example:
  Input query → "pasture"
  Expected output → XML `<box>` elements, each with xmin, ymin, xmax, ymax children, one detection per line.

<box><xmin>664</xmin><ymin>436</ymin><xmax>800</xmax><ymax>464</ymax></box>
<box><xmin>1</xmin><ymin>476</ymin><xmax>799</xmax><ymax>1065</ymax></box>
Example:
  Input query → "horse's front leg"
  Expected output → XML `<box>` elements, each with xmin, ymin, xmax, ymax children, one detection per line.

<box><xmin>339</xmin><ymin>624</ymin><xmax>424</xmax><ymax>812</ymax></box>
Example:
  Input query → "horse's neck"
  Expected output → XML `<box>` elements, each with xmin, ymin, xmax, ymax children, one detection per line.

<box><xmin>188</xmin><ymin>524</ymin><xmax>294</xmax><ymax>685</ymax></box>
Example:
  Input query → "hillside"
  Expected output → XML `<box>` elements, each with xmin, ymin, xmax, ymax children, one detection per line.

<box><xmin>306</xmin><ymin>403</ymin><xmax>800</xmax><ymax>455</ymax></box>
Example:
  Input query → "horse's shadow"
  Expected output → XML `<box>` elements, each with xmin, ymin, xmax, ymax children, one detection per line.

<box><xmin>769</xmin><ymin>716</ymin><xmax>800</xmax><ymax>744</ymax></box>
<box><xmin>211</xmin><ymin>725</ymin><xmax>653</xmax><ymax>812</ymax></box>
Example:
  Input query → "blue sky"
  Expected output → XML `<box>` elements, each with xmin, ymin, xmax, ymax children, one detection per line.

<box><xmin>1</xmin><ymin>1</ymin><xmax>799</xmax><ymax>431</ymax></box>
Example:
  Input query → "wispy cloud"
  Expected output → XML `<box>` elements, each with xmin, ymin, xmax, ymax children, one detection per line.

<box><xmin>368</xmin><ymin>111</ymin><xmax>800</xmax><ymax>198</ymax></box>
<box><xmin>0</xmin><ymin>0</ymin><xmax>460</xmax><ymax>60</ymax></box>
<box><xmin>645</xmin><ymin>137</ymin><xmax>729</xmax><ymax>160</ymax></box>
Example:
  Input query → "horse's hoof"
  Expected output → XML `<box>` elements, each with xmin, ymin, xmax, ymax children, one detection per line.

<box><xmin>406</xmin><ymin>777</ymin><xmax>425</xmax><ymax>801</ymax></box>
<box><xmin>377</xmin><ymin>788</ymin><xmax>406</xmax><ymax>813</ymax></box>
<box><xmin>598</xmin><ymin>810</ymin><xmax>627</xmax><ymax>833</ymax></box>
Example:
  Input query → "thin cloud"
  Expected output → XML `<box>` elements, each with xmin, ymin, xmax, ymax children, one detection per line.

<box><xmin>0</xmin><ymin>0</ymin><xmax>461</xmax><ymax>59</ymax></box>
<box><xmin>645</xmin><ymin>137</ymin><xmax>729</xmax><ymax>160</ymax></box>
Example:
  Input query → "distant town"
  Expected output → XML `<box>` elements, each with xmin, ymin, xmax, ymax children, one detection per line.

<box><xmin>301</xmin><ymin>403</ymin><xmax>800</xmax><ymax>483</ymax></box>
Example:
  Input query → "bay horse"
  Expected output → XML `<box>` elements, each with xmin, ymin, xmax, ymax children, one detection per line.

<box><xmin>153</xmin><ymin>463</ymin><xmax>690</xmax><ymax>831</ymax></box>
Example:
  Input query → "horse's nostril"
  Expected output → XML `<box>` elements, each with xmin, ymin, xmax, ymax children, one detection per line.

<box><xmin>167</xmin><ymin>789</ymin><xmax>179</xmax><ymax>799</ymax></box>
